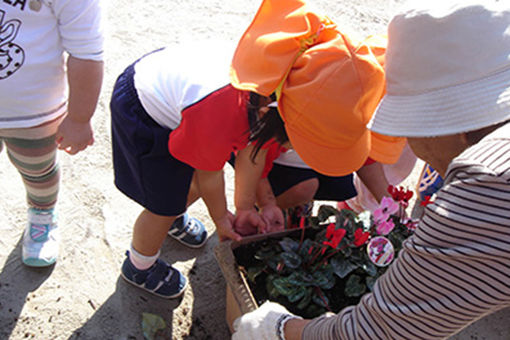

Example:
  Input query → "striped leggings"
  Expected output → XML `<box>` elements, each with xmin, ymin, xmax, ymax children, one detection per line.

<box><xmin>0</xmin><ymin>116</ymin><xmax>63</xmax><ymax>210</ymax></box>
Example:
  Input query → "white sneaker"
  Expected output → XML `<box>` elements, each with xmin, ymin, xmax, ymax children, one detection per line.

<box><xmin>22</xmin><ymin>208</ymin><xmax>59</xmax><ymax>267</ymax></box>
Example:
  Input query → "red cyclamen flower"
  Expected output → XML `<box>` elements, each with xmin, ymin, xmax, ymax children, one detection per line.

<box><xmin>353</xmin><ymin>228</ymin><xmax>370</xmax><ymax>246</ymax></box>
<box><xmin>387</xmin><ymin>185</ymin><xmax>413</xmax><ymax>207</ymax></box>
<box><xmin>323</xmin><ymin>223</ymin><xmax>346</xmax><ymax>249</ymax></box>
<box><xmin>420</xmin><ymin>195</ymin><xmax>434</xmax><ymax>207</ymax></box>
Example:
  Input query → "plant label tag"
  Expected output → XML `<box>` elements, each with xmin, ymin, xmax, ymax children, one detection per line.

<box><xmin>367</xmin><ymin>236</ymin><xmax>394</xmax><ymax>267</ymax></box>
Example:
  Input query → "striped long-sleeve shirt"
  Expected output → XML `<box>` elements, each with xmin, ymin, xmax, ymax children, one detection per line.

<box><xmin>302</xmin><ymin>123</ymin><xmax>510</xmax><ymax>339</ymax></box>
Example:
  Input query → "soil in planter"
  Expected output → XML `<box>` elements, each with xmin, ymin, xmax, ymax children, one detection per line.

<box><xmin>233</xmin><ymin>229</ymin><xmax>367</xmax><ymax>319</ymax></box>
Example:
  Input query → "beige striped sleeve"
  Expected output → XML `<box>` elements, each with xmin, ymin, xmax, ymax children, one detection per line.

<box><xmin>302</xmin><ymin>127</ymin><xmax>510</xmax><ymax>340</ymax></box>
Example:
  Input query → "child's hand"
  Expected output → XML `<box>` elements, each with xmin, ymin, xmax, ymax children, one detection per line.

<box><xmin>55</xmin><ymin>117</ymin><xmax>94</xmax><ymax>155</ymax></box>
<box><xmin>234</xmin><ymin>209</ymin><xmax>266</xmax><ymax>236</ymax></box>
<box><xmin>259</xmin><ymin>204</ymin><xmax>285</xmax><ymax>233</ymax></box>
<box><xmin>215</xmin><ymin>211</ymin><xmax>242</xmax><ymax>242</ymax></box>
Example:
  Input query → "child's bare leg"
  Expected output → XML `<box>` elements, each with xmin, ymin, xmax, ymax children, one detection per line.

<box><xmin>186</xmin><ymin>172</ymin><xmax>200</xmax><ymax>207</ymax></box>
<box><xmin>123</xmin><ymin>209</ymin><xmax>187</xmax><ymax>299</ymax></box>
<box><xmin>132</xmin><ymin>209</ymin><xmax>177</xmax><ymax>256</ymax></box>
<box><xmin>276</xmin><ymin>178</ymin><xmax>318</xmax><ymax>210</ymax></box>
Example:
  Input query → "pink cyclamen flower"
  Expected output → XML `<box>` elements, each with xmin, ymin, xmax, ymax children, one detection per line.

<box><xmin>373</xmin><ymin>197</ymin><xmax>399</xmax><ymax>223</ymax></box>
<box><xmin>376</xmin><ymin>219</ymin><xmax>395</xmax><ymax>235</ymax></box>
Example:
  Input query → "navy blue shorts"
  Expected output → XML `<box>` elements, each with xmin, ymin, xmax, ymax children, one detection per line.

<box><xmin>228</xmin><ymin>154</ymin><xmax>357</xmax><ymax>202</ymax></box>
<box><xmin>110</xmin><ymin>62</ymin><xmax>194</xmax><ymax>216</ymax></box>
<box><xmin>267</xmin><ymin>163</ymin><xmax>357</xmax><ymax>201</ymax></box>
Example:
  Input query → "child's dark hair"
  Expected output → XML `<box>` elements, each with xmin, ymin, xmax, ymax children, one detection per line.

<box><xmin>247</xmin><ymin>92</ymin><xmax>288</xmax><ymax>161</ymax></box>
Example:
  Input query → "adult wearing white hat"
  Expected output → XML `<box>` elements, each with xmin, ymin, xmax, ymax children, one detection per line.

<box><xmin>232</xmin><ymin>1</ymin><xmax>510</xmax><ymax>339</ymax></box>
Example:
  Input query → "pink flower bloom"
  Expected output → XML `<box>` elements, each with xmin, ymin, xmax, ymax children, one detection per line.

<box><xmin>373</xmin><ymin>197</ymin><xmax>399</xmax><ymax>223</ymax></box>
<box><xmin>376</xmin><ymin>219</ymin><xmax>395</xmax><ymax>235</ymax></box>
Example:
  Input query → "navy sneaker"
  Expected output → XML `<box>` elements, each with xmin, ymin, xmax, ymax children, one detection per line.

<box><xmin>167</xmin><ymin>213</ymin><xmax>207</xmax><ymax>248</ymax></box>
<box><xmin>121</xmin><ymin>252</ymin><xmax>187</xmax><ymax>299</ymax></box>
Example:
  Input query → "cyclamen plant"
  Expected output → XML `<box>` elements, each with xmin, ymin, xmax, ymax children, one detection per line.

<box><xmin>244</xmin><ymin>185</ymin><xmax>418</xmax><ymax>318</ymax></box>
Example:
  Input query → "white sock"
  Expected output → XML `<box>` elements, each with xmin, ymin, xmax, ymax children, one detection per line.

<box><xmin>129</xmin><ymin>245</ymin><xmax>160</xmax><ymax>270</ymax></box>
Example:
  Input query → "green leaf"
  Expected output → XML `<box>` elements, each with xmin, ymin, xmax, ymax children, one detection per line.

<box><xmin>273</xmin><ymin>277</ymin><xmax>294</xmax><ymax>296</ymax></box>
<box><xmin>279</xmin><ymin>237</ymin><xmax>300</xmax><ymax>253</ymax></box>
<box><xmin>267</xmin><ymin>257</ymin><xmax>280</xmax><ymax>271</ymax></box>
<box><xmin>308</xmin><ymin>216</ymin><xmax>320</xmax><ymax>228</ymax></box>
<box><xmin>255</xmin><ymin>245</ymin><xmax>276</xmax><ymax>261</ymax></box>
<box><xmin>317</xmin><ymin>205</ymin><xmax>338</xmax><ymax>222</ymax></box>
<box><xmin>305</xmin><ymin>304</ymin><xmax>327</xmax><ymax>318</ymax></box>
<box><xmin>341</xmin><ymin>246</ymin><xmax>352</xmax><ymax>257</ymax></box>
<box><xmin>312</xmin><ymin>289</ymin><xmax>330</xmax><ymax>308</ymax></box>
<box><xmin>142</xmin><ymin>312</ymin><xmax>166</xmax><ymax>340</ymax></box>
<box><xmin>246</xmin><ymin>265</ymin><xmax>265</xmax><ymax>282</ymax></box>
<box><xmin>366</xmin><ymin>275</ymin><xmax>378</xmax><ymax>292</ymax></box>
<box><xmin>266</xmin><ymin>275</ymin><xmax>280</xmax><ymax>298</ymax></box>
<box><xmin>280</xmin><ymin>251</ymin><xmax>302</xmax><ymax>269</ymax></box>
<box><xmin>331</xmin><ymin>257</ymin><xmax>359</xmax><ymax>279</ymax></box>
<box><xmin>296</xmin><ymin>287</ymin><xmax>313</xmax><ymax>310</ymax></box>
<box><xmin>362</xmin><ymin>261</ymin><xmax>378</xmax><ymax>277</ymax></box>
<box><xmin>288</xmin><ymin>286</ymin><xmax>307</xmax><ymax>303</ymax></box>
<box><xmin>313</xmin><ymin>270</ymin><xmax>336</xmax><ymax>290</ymax></box>
<box><xmin>298</xmin><ymin>238</ymin><xmax>316</xmax><ymax>258</ymax></box>
<box><xmin>344</xmin><ymin>274</ymin><xmax>367</xmax><ymax>297</ymax></box>
<box><xmin>348</xmin><ymin>250</ymin><xmax>364</xmax><ymax>264</ymax></box>
<box><xmin>288</xmin><ymin>271</ymin><xmax>315</xmax><ymax>286</ymax></box>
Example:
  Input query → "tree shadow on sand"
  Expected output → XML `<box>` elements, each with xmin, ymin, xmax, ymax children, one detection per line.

<box><xmin>0</xmin><ymin>237</ymin><xmax>54</xmax><ymax>339</ymax></box>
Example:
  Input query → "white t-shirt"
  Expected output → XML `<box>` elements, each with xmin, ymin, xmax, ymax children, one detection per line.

<box><xmin>273</xmin><ymin>149</ymin><xmax>311</xmax><ymax>169</ymax></box>
<box><xmin>0</xmin><ymin>0</ymin><xmax>103</xmax><ymax>128</ymax></box>
<box><xmin>133</xmin><ymin>41</ymin><xmax>236</xmax><ymax>130</ymax></box>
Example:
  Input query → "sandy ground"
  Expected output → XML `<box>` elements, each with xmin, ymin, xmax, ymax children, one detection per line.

<box><xmin>1</xmin><ymin>0</ymin><xmax>509</xmax><ymax>339</ymax></box>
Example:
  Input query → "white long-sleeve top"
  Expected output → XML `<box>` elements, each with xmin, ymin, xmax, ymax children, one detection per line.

<box><xmin>303</xmin><ymin>122</ymin><xmax>510</xmax><ymax>339</ymax></box>
<box><xmin>0</xmin><ymin>0</ymin><xmax>103</xmax><ymax>128</ymax></box>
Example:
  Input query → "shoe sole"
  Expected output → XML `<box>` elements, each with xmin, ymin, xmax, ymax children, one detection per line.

<box><xmin>167</xmin><ymin>232</ymin><xmax>208</xmax><ymax>249</ymax></box>
<box><xmin>22</xmin><ymin>257</ymin><xmax>56</xmax><ymax>267</ymax></box>
<box><xmin>120</xmin><ymin>271</ymin><xmax>188</xmax><ymax>299</ymax></box>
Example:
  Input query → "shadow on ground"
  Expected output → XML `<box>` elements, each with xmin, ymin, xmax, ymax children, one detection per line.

<box><xmin>0</xmin><ymin>237</ymin><xmax>54</xmax><ymax>339</ymax></box>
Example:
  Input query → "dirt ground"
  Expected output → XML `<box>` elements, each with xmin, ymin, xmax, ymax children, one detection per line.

<box><xmin>0</xmin><ymin>0</ymin><xmax>509</xmax><ymax>339</ymax></box>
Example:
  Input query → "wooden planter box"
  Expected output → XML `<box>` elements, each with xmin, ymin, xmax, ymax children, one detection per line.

<box><xmin>214</xmin><ymin>229</ymin><xmax>306</xmax><ymax>332</ymax></box>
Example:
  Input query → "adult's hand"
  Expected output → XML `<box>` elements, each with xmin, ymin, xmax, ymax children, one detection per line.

<box><xmin>232</xmin><ymin>301</ymin><xmax>301</xmax><ymax>340</ymax></box>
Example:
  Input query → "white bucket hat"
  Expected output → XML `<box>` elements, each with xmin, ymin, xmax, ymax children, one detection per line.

<box><xmin>368</xmin><ymin>0</ymin><xmax>510</xmax><ymax>137</ymax></box>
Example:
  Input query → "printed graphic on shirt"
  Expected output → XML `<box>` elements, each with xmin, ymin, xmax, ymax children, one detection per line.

<box><xmin>0</xmin><ymin>10</ymin><xmax>25</xmax><ymax>79</ymax></box>
<box><xmin>2</xmin><ymin>0</ymin><xmax>27</xmax><ymax>11</ymax></box>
